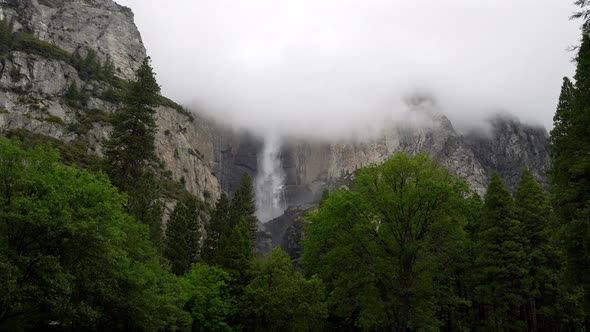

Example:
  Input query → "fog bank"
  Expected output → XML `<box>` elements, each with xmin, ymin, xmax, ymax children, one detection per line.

<box><xmin>118</xmin><ymin>0</ymin><xmax>580</xmax><ymax>137</ymax></box>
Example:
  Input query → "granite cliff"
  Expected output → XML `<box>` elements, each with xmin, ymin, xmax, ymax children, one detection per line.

<box><xmin>0</xmin><ymin>0</ymin><xmax>222</xmax><ymax>204</ymax></box>
<box><xmin>0</xmin><ymin>0</ymin><xmax>552</xmax><ymax>250</ymax></box>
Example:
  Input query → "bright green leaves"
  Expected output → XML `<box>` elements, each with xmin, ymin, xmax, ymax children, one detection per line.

<box><xmin>304</xmin><ymin>153</ymin><xmax>471</xmax><ymax>331</ymax></box>
<box><xmin>241</xmin><ymin>248</ymin><xmax>327</xmax><ymax>331</ymax></box>
<box><xmin>0</xmin><ymin>138</ymin><xmax>189</xmax><ymax>331</ymax></box>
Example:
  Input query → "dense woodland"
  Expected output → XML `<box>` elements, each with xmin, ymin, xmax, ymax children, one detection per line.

<box><xmin>1</xmin><ymin>5</ymin><xmax>590</xmax><ymax>332</ymax></box>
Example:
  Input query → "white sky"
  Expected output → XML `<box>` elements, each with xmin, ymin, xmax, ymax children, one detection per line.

<box><xmin>117</xmin><ymin>0</ymin><xmax>580</xmax><ymax>137</ymax></box>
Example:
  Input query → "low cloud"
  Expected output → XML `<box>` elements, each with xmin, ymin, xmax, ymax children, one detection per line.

<box><xmin>118</xmin><ymin>0</ymin><xmax>579</xmax><ymax>138</ymax></box>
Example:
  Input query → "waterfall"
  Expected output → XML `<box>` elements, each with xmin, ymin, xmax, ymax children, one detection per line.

<box><xmin>255</xmin><ymin>134</ymin><xmax>286</xmax><ymax>223</ymax></box>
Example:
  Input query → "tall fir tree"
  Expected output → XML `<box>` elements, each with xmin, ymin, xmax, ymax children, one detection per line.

<box><xmin>127</xmin><ymin>171</ymin><xmax>164</xmax><ymax>248</ymax></box>
<box><xmin>104</xmin><ymin>56</ymin><xmax>160</xmax><ymax>188</ymax></box>
<box><xmin>104</xmin><ymin>57</ymin><xmax>163</xmax><ymax>247</ymax></box>
<box><xmin>220</xmin><ymin>217</ymin><xmax>254</xmax><ymax>286</ymax></box>
<box><xmin>515</xmin><ymin>170</ymin><xmax>577</xmax><ymax>331</ymax></box>
<box><xmin>549</xmin><ymin>31</ymin><xmax>590</xmax><ymax>316</ymax></box>
<box><xmin>164</xmin><ymin>196</ymin><xmax>202</xmax><ymax>275</ymax></box>
<box><xmin>230</xmin><ymin>172</ymin><xmax>258</xmax><ymax>244</ymax></box>
<box><xmin>202</xmin><ymin>193</ymin><xmax>231</xmax><ymax>265</ymax></box>
<box><xmin>475</xmin><ymin>172</ymin><xmax>529</xmax><ymax>331</ymax></box>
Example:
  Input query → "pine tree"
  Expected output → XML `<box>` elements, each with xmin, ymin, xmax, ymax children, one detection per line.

<box><xmin>515</xmin><ymin>170</ymin><xmax>573</xmax><ymax>330</ymax></box>
<box><xmin>127</xmin><ymin>170</ymin><xmax>164</xmax><ymax>249</ymax></box>
<box><xmin>549</xmin><ymin>32</ymin><xmax>590</xmax><ymax>316</ymax></box>
<box><xmin>220</xmin><ymin>217</ymin><xmax>254</xmax><ymax>285</ymax></box>
<box><xmin>230</xmin><ymin>172</ymin><xmax>257</xmax><ymax>244</ymax></box>
<box><xmin>475</xmin><ymin>172</ymin><xmax>529</xmax><ymax>331</ymax></box>
<box><xmin>201</xmin><ymin>193</ymin><xmax>231</xmax><ymax>265</ymax></box>
<box><xmin>164</xmin><ymin>196</ymin><xmax>202</xmax><ymax>275</ymax></box>
<box><xmin>104</xmin><ymin>57</ymin><xmax>163</xmax><ymax>248</ymax></box>
<box><xmin>104</xmin><ymin>56</ymin><xmax>160</xmax><ymax>189</ymax></box>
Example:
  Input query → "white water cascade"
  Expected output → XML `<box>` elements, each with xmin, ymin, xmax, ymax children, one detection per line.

<box><xmin>255</xmin><ymin>134</ymin><xmax>287</xmax><ymax>223</ymax></box>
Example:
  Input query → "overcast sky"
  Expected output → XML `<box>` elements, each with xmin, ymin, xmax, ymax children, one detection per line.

<box><xmin>117</xmin><ymin>0</ymin><xmax>580</xmax><ymax>137</ymax></box>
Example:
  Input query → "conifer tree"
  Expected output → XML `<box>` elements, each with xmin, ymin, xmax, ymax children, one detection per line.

<box><xmin>164</xmin><ymin>196</ymin><xmax>202</xmax><ymax>275</ymax></box>
<box><xmin>230</xmin><ymin>172</ymin><xmax>257</xmax><ymax>244</ymax></box>
<box><xmin>475</xmin><ymin>172</ymin><xmax>529</xmax><ymax>331</ymax></box>
<box><xmin>104</xmin><ymin>57</ymin><xmax>163</xmax><ymax>248</ymax></box>
<box><xmin>127</xmin><ymin>171</ymin><xmax>164</xmax><ymax>248</ymax></box>
<box><xmin>220</xmin><ymin>217</ymin><xmax>254</xmax><ymax>285</ymax></box>
<box><xmin>202</xmin><ymin>193</ymin><xmax>231</xmax><ymax>265</ymax></box>
<box><xmin>104</xmin><ymin>56</ymin><xmax>160</xmax><ymax>189</ymax></box>
<box><xmin>549</xmin><ymin>32</ymin><xmax>590</xmax><ymax>315</ymax></box>
<box><xmin>515</xmin><ymin>170</ymin><xmax>570</xmax><ymax>330</ymax></box>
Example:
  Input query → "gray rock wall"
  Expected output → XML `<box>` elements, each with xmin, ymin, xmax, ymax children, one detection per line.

<box><xmin>0</xmin><ymin>2</ymin><xmax>223</xmax><ymax>204</ymax></box>
<box><xmin>2</xmin><ymin>0</ymin><xmax>146</xmax><ymax>80</ymax></box>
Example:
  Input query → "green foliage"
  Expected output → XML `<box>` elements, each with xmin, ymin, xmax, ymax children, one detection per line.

<box><xmin>202</xmin><ymin>193</ymin><xmax>231</xmax><ymax>265</ymax></box>
<box><xmin>474</xmin><ymin>172</ymin><xmax>529</xmax><ymax>330</ymax></box>
<box><xmin>127</xmin><ymin>170</ymin><xmax>165</xmax><ymax>250</ymax></box>
<box><xmin>64</xmin><ymin>81</ymin><xmax>88</xmax><ymax>108</ymax></box>
<box><xmin>14</xmin><ymin>32</ymin><xmax>71</xmax><ymax>62</ymax></box>
<box><xmin>0</xmin><ymin>17</ymin><xmax>13</xmax><ymax>55</ymax></box>
<box><xmin>304</xmin><ymin>153</ymin><xmax>470</xmax><ymax>331</ymax></box>
<box><xmin>221</xmin><ymin>218</ymin><xmax>254</xmax><ymax>284</ymax></box>
<box><xmin>515</xmin><ymin>170</ymin><xmax>583</xmax><ymax>330</ymax></box>
<box><xmin>105</xmin><ymin>56</ymin><xmax>161</xmax><ymax>187</ymax></box>
<box><xmin>0</xmin><ymin>138</ymin><xmax>190</xmax><ymax>331</ymax></box>
<box><xmin>319</xmin><ymin>187</ymin><xmax>329</xmax><ymax>206</ymax></box>
<box><xmin>2</xmin><ymin>27</ymin><xmax>116</xmax><ymax>88</ymax></box>
<box><xmin>5</xmin><ymin>128</ymin><xmax>103</xmax><ymax>170</ymax></box>
<box><xmin>231</xmin><ymin>172</ymin><xmax>258</xmax><ymax>244</ymax></box>
<box><xmin>183</xmin><ymin>264</ymin><xmax>236</xmax><ymax>332</ymax></box>
<box><xmin>550</xmin><ymin>30</ymin><xmax>590</xmax><ymax>317</ymax></box>
<box><xmin>45</xmin><ymin>114</ymin><xmax>66</xmax><ymax>126</ymax></box>
<box><xmin>241</xmin><ymin>248</ymin><xmax>328</xmax><ymax>331</ymax></box>
<box><xmin>103</xmin><ymin>57</ymin><xmax>164</xmax><ymax>248</ymax></box>
<box><xmin>69</xmin><ymin>108</ymin><xmax>112</xmax><ymax>135</ymax></box>
<box><xmin>71</xmin><ymin>49</ymin><xmax>116</xmax><ymax>83</ymax></box>
<box><xmin>165</xmin><ymin>196</ymin><xmax>203</xmax><ymax>276</ymax></box>
<box><xmin>158</xmin><ymin>95</ymin><xmax>195</xmax><ymax>121</ymax></box>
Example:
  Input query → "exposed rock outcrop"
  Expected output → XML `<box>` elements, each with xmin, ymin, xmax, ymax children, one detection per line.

<box><xmin>463</xmin><ymin>116</ymin><xmax>551</xmax><ymax>192</ymax></box>
<box><xmin>2</xmin><ymin>0</ymin><xmax>145</xmax><ymax>80</ymax></box>
<box><xmin>0</xmin><ymin>1</ymin><xmax>222</xmax><ymax>204</ymax></box>
<box><xmin>214</xmin><ymin>109</ymin><xmax>550</xmax><ymax>211</ymax></box>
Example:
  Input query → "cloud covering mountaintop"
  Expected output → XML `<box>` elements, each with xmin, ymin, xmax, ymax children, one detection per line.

<box><xmin>118</xmin><ymin>0</ymin><xmax>579</xmax><ymax>138</ymax></box>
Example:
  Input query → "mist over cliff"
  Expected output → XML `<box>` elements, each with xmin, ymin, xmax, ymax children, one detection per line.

<box><xmin>119</xmin><ymin>0</ymin><xmax>578</xmax><ymax>139</ymax></box>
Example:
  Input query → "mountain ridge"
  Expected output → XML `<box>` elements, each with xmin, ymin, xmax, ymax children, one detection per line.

<box><xmin>0</xmin><ymin>0</ymin><xmax>552</xmax><ymax>212</ymax></box>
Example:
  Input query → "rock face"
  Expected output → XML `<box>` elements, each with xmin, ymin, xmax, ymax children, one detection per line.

<box><xmin>212</xmin><ymin>108</ymin><xmax>551</xmax><ymax>208</ymax></box>
<box><xmin>278</xmin><ymin>112</ymin><xmax>551</xmax><ymax>206</ymax></box>
<box><xmin>2</xmin><ymin>0</ymin><xmax>145</xmax><ymax>80</ymax></box>
<box><xmin>463</xmin><ymin>116</ymin><xmax>551</xmax><ymax>192</ymax></box>
<box><xmin>0</xmin><ymin>0</ymin><xmax>222</xmax><ymax>204</ymax></box>
<box><xmin>261</xmin><ymin>206</ymin><xmax>311</xmax><ymax>266</ymax></box>
<box><xmin>211</xmin><ymin>128</ymin><xmax>263</xmax><ymax>195</ymax></box>
<box><xmin>280</xmin><ymin>111</ymin><xmax>489</xmax><ymax>206</ymax></box>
